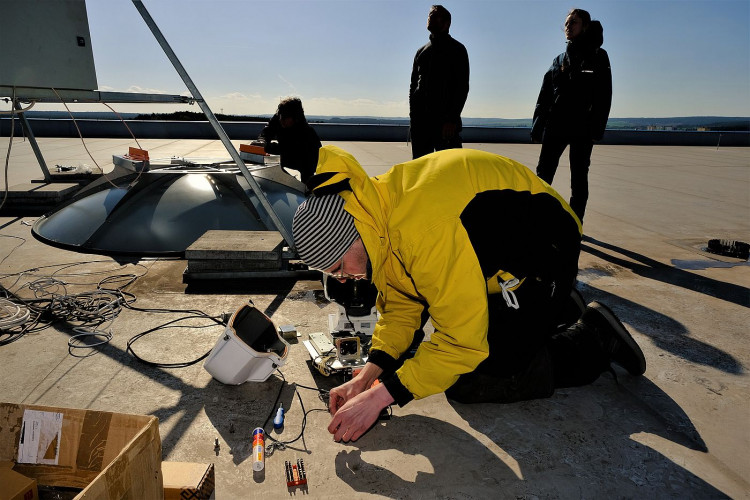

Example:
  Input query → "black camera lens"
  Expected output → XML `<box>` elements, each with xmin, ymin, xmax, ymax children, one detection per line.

<box><xmin>339</xmin><ymin>340</ymin><xmax>358</xmax><ymax>356</ymax></box>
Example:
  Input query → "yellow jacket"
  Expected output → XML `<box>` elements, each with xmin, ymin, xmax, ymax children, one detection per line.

<box><xmin>310</xmin><ymin>146</ymin><xmax>581</xmax><ymax>405</ymax></box>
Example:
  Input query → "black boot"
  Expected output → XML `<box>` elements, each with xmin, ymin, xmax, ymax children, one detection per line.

<box><xmin>578</xmin><ymin>302</ymin><xmax>646</xmax><ymax>376</ymax></box>
<box><xmin>556</xmin><ymin>288</ymin><xmax>587</xmax><ymax>332</ymax></box>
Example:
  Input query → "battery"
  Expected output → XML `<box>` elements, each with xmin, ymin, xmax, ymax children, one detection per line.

<box><xmin>252</xmin><ymin>427</ymin><xmax>265</xmax><ymax>471</ymax></box>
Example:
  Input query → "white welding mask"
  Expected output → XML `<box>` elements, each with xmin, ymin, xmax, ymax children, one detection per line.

<box><xmin>204</xmin><ymin>302</ymin><xmax>289</xmax><ymax>384</ymax></box>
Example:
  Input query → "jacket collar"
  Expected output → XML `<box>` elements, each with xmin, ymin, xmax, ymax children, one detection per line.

<box><xmin>310</xmin><ymin>146</ymin><xmax>390</xmax><ymax>293</ymax></box>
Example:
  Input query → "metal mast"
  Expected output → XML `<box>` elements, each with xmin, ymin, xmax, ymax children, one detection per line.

<box><xmin>131</xmin><ymin>0</ymin><xmax>295</xmax><ymax>249</ymax></box>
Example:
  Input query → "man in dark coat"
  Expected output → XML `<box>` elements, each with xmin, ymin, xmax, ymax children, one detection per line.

<box><xmin>409</xmin><ymin>5</ymin><xmax>470</xmax><ymax>159</ymax></box>
<box><xmin>259</xmin><ymin>97</ymin><xmax>322</xmax><ymax>185</ymax></box>
<box><xmin>532</xmin><ymin>9</ymin><xmax>612</xmax><ymax>221</ymax></box>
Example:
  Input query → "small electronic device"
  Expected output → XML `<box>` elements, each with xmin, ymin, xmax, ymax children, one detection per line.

<box><xmin>302</xmin><ymin>276</ymin><xmax>379</xmax><ymax>376</ymax></box>
<box><xmin>334</xmin><ymin>335</ymin><xmax>361</xmax><ymax>363</ymax></box>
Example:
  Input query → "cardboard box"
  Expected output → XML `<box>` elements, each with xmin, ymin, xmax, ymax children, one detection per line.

<box><xmin>0</xmin><ymin>403</ymin><xmax>163</xmax><ymax>499</ymax></box>
<box><xmin>162</xmin><ymin>462</ymin><xmax>215</xmax><ymax>500</ymax></box>
<box><xmin>0</xmin><ymin>461</ymin><xmax>38</xmax><ymax>500</ymax></box>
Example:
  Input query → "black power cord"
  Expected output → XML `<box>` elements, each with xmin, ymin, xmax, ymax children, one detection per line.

<box><xmin>262</xmin><ymin>370</ymin><xmax>329</xmax><ymax>455</ymax></box>
<box><xmin>0</xmin><ymin>262</ymin><xmax>224</xmax><ymax>366</ymax></box>
<box><xmin>125</xmin><ymin>313</ymin><xmax>224</xmax><ymax>368</ymax></box>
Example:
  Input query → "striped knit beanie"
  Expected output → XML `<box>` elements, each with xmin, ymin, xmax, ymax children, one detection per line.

<box><xmin>292</xmin><ymin>194</ymin><xmax>359</xmax><ymax>270</ymax></box>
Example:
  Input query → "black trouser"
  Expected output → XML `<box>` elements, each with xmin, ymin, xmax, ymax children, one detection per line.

<box><xmin>536</xmin><ymin>132</ymin><xmax>594</xmax><ymax>221</ymax></box>
<box><xmin>410</xmin><ymin>121</ymin><xmax>462</xmax><ymax>160</ymax></box>
<box><xmin>445</xmin><ymin>268</ymin><xmax>607</xmax><ymax>404</ymax></box>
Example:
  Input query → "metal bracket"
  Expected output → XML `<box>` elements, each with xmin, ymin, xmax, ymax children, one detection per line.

<box><xmin>13</xmin><ymin>98</ymin><xmax>51</xmax><ymax>183</ymax></box>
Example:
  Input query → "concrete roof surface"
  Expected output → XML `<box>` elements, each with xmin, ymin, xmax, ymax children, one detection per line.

<box><xmin>1</xmin><ymin>138</ymin><xmax>748</xmax><ymax>498</ymax></box>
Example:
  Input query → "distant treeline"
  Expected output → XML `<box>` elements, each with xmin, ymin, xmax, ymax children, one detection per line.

<box><xmin>134</xmin><ymin>111</ymin><xmax>266</xmax><ymax>122</ymax></box>
<box><xmin>605</xmin><ymin>117</ymin><xmax>750</xmax><ymax>131</ymax></box>
<box><xmin>127</xmin><ymin>113</ymin><xmax>750</xmax><ymax>131</ymax></box>
<box><xmin>16</xmin><ymin>111</ymin><xmax>750</xmax><ymax>131</ymax></box>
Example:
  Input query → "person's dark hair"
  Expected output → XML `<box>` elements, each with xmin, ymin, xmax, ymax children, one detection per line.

<box><xmin>584</xmin><ymin>20</ymin><xmax>604</xmax><ymax>49</ymax></box>
<box><xmin>277</xmin><ymin>97</ymin><xmax>307</xmax><ymax>125</ymax></box>
<box><xmin>567</xmin><ymin>8</ymin><xmax>591</xmax><ymax>30</ymax></box>
<box><xmin>430</xmin><ymin>5</ymin><xmax>451</xmax><ymax>26</ymax></box>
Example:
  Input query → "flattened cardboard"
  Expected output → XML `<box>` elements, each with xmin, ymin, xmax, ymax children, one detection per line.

<box><xmin>0</xmin><ymin>403</ymin><xmax>162</xmax><ymax>500</ymax></box>
<box><xmin>162</xmin><ymin>462</ymin><xmax>215</xmax><ymax>500</ymax></box>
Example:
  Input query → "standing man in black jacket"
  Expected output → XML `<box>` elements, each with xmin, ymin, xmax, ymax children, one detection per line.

<box><xmin>531</xmin><ymin>9</ymin><xmax>612</xmax><ymax>222</ymax></box>
<box><xmin>409</xmin><ymin>5</ymin><xmax>470</xmax><ymax>160</ymax></box>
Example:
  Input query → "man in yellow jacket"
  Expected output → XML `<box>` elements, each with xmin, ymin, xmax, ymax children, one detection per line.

<box><xmin>292</xmin><ymin>146</ymin><xmax>646</xmax><ymax>442</ymax></box>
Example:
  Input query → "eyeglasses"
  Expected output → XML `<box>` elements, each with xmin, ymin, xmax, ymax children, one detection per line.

<box><xmin>326</xmin><ymin>256</ymin><xmax>349</xmax><ymax>280</ymax></box>
<box><xmin>322</xmin><ymin>256</ymin><xmax>365</xmax><ymax>281</ymax></box>
<box><xmin>310</xmin><ymin>243</ymin><xmax>366</xmax><ymax>281</ymax></box>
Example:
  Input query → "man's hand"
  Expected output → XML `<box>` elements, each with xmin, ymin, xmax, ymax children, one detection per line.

<box><xmin>328</xmin><ymin>382</ymin><xmax>395</xmax><ymax>442</ymax></box>
<box><xmin>328</xmin><ymin>377</ymin><xmax>367</xmax><ymax>415</ymax></box>
<box><xmin>328</xmin><ymin>362</ymin><xmax>383</xmax><ymax>415</ymax></box>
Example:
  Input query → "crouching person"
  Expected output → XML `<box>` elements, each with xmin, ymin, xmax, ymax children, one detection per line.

<box><xmin>292</xmin><ymin>146</ymin><xmax>646</xmax><ymax>443</ymax></box>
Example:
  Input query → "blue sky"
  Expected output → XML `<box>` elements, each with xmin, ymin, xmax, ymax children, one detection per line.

<box><xmin>68</xmin><ymin>1</ymin><xmax>750</xmax><ymax>118</ymax></box>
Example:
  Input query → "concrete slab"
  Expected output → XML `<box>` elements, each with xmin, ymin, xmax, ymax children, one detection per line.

<box><xmin>5</xmin><ymin>182</ymin><xmax>80</xmax><ymax>198</ymax></box>
<box><xmin>2</xmin><ymin>181</ymin><xmax>81</xmax><ymax>213</ymax></box>
<box><xmin>0</xmin><ymin>138</ymin><xmax>748</xmax><ymax>498</ymax></box>
<box><xmin>184</xmin><ymin>231</ymin><xmax>293</xmax><ymax>280</ymax></box>
<box><xmin>185</xmin><ymin>231</ymin><xmax>284</xmax><ymax>261</ymax></box>
<box><xmin>186</xmin><ymin>259</ymin><xmax>282</xmax><ymax>272</ymax></box>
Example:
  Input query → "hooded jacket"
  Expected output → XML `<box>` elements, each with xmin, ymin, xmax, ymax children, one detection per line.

<box><xmin>531</xmin><ymin>20</ymin><xmax>612</xmax><ymax>142</ymax></box>
<box><xmin>308</xmin><ymin>146</ymin><xmax>581</xmax><ymax>406</ymax></box>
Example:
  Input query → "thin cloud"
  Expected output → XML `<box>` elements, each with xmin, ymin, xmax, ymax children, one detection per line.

<box><xmin>305</xmin><ymin>97</ymin><xmax>407</xmax><ymax>117</ymax></box>
<box><xmin>277</xmin><ymin>74</ymin><xmax>297</xmax><ymax>93</ymax></box>
<box><xmin>126</xmin><ymin>85</ymin><xmax>170</xmax><ymax>95</ymax></box>
<box><xmin>92</xmin><ymin>84</ymin><xmax>174</xmax><ymax>95</ymax></box>
<box><xmin>218</xmin><ymin>92</ymin><xmax>262</xmax><ymax>101</ymax></box>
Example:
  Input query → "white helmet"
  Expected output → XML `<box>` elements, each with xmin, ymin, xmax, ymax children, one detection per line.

<box><xmin>204</xmin><ymin>302</ymin><xmax>289</xmax><ymax>384</ymax></box>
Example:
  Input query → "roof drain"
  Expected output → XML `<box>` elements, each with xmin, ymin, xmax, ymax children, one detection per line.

<box><xmin>706</xmin><ymin>239</ymin><xmax>749</xmax><ymax>260</ymax></box>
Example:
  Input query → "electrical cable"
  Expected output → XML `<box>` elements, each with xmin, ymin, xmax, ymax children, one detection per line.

<box><xmin>0</xmin><ymin>297</ymin><xmax>30</xmax><ymax>329</ymax></box>
<box><xmin>0</xmin><ymin>283</ymin><xmax>44</xmax><ymax>346</ymax></box>
<box><xmin>115</xmin><ymin>277</ymin><xmax>230</xmax><ymax>368</ymax></box>
<box><xmin>292</xmin><ymin>381</ymin><xmax>330</xmax><ymax>395</ymax></box>
<box><xmin>0</xmin><ymin>259</ymin><xmax>148</xmax><ymax>287</ymax></box>
<box><xmin>1</xmin><ymin>87</ymin><xmax>16</xmax><ymax>212</ymax></box>
<box><xmin>0</xmin><ymin>100</ymin><xmax>35</xmax><ymax>114</ymax></box>
<box><xmin>0</xmin><ymin>263</ymin><xmax>141</xmax><ymax>349</ymax></box>
<box><xmin>294</xmin><ymin>381</ymin><xmax>332</xmax><ymax>407</ymax></box>
<box><xmin>50</xmin><ymin>87</ymin><xmax>115</xmax><ymax>187</ymax></box>
<box><xmin>100</xmin><ymin>102</ymin><xmax>143</xmax><ymax>150</ymax></box>
<box><xmin>60</xmin><ymin>288</ymin><xmax>124</xmax><ymax>356</ymax></box>
<box><xmin>262</xmin><ymin>370</ymin><xmax>329</xmax><ymax>456</ymax></box>
<box><xmin>125</xmin><ymin>314</ymin><xmax>223</xmax><ymax>368</ymax></box>
<box><xmin>50</xmin><ymin>87</ymin><xmax>146</xmax><ymax>189</ymax></box>
<box><xmin>0</xmin><ymin>262</ymin><xmax>223</xmax><ymax>364</ymax></box>
<box><xmin>0</xmin><ymin>234</ymin><xmax>26</xmax><ymax>269</ymax></box>
<box><xmin>68</xmin><ymin>331</ymin><xmax>113</xmax><ymax>358</ymax></box>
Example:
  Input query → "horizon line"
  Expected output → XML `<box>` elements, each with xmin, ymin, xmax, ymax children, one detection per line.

<box><xmin>13</xmin><ymin>111</ymin><xmax>750</xmax><ymax>121</ymax></box>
